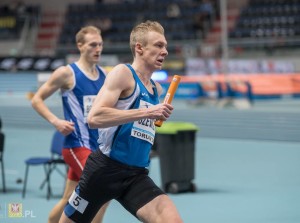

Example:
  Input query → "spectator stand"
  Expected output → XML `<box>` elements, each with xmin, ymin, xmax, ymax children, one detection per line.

<box><xmin>229</xmin><ymin>0</ymin><xmax>300</xmax><ymax>52</ymax></box>
<box><xmin>56</xmin><ymin>0</ymin><xmax>203</xmax><ymax>58</ymax></box>
<box><xmin>0</xmin><ymin>2</ymin><xmax>41</xmax><ymax>56</ymax></box>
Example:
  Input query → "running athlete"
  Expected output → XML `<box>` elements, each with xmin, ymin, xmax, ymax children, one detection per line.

<box><xmin>31</xmin><ymin>26</ymin><xmax>109</xmax><ymax>223</ymax></box>
<box><xmin>60</xmin><ymin>21</ymin><xmax>183</xmax><ymax>223</ymax></box>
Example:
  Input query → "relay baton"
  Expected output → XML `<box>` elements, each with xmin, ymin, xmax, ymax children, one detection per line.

<box><xmin>155</xmin><ymin>75</ymin><xmax>181</xmax><ymax>127</ymax></box>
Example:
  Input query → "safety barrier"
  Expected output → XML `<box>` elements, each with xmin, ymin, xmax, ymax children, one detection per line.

<box><xmin>160</xmin><ymin>73</ymin><xmax>300</xmax><ymax>100</ymax></box>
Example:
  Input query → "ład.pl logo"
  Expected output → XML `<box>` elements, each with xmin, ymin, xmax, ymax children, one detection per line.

<box><xmin>8</xmin><ymin>203</ymin><xmax>22</xmax><ymax>218</ymax></box>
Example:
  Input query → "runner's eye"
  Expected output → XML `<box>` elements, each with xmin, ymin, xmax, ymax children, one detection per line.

<box><xmin>90</xmin><ymin>43</ymin><xmax>98</xmax><ymax>48</ymax></box>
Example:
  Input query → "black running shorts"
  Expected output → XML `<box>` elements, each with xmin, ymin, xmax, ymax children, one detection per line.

<box><xmin>64</xmin><ymin>149</ymin><xmax>165</xmax><ymax>223</ymax></box>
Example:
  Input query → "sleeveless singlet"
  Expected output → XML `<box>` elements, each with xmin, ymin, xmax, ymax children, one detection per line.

<box><xmin>98</xmin><ymin>64</ymin><xmax>159</xmax><ymax>167</ymax></box>
<box><xmin>61</xmin><ymin>62</ymin><xmax>105</xmax><ymax>151</ymax></box>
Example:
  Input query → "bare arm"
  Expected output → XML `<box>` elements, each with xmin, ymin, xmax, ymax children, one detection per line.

<box><xmin>88</xmin><ymin>64</ymin><xmax>173</xmax><ymax>128</ymax></box>
<box><xmin>31</xmin><ymin>66</ymin><xmax>75</xmax><ymax>135</ymax></box>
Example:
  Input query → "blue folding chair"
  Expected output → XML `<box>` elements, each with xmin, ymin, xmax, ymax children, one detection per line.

<box><xmin>22</xmin><ymin>131</ymin><xmax>66</xmax><ymax>199</ymax></box>
<box><xmin>0</xmin><ymin>118</ymin><xmax>6</xmax><ymax>193</ymax></box>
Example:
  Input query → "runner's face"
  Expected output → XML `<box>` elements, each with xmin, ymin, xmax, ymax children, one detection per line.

<box><xmin>81</xmin><ymin>33</ymin><xmax>103</xmax><ymax>64</ymax></box>
<box><xmin>141</xmin><ymin>31</ymin><xmax>168</xmax><ymax>70</ymax></box>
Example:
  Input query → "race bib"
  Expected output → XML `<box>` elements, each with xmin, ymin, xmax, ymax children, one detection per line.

<box><xmin>83</xmin><ymin>95</ymin><xmax>96</xmax><ymax>123</ymax></box>
<box><xmin>131</xmin><ymin>100</ymin><xmax>155</xmax><ymax>144</ymax></box>
<box><xmin>68</xmin><ymin>190</ymin><xmax>88</xmax><ymax>214</ymax></box>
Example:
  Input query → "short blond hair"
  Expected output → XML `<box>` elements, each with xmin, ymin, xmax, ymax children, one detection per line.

<box><xmin>130</xmin><ymin>20</ymin><xmax>164</xmax><ymax>57</ymax></box>
<box><xmin>75</xmin><ymin>26</ymin><xmax>101</xmax><ymax>44</ymax></box>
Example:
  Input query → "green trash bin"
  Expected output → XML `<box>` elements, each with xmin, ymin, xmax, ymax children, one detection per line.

<box><xmin>154</xmin><ymin>122</ymin><xmax>199</xmax><ymax>193</ymax></box>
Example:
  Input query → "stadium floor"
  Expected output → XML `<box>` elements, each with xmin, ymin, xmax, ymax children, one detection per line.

<box><xmin>1</xmin><ymin>98</ymin><xmax>300</xmax><ymax>223</ymax></box>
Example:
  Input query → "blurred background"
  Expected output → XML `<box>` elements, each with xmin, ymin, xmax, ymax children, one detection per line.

<box><xmin>1</xmin><ymin>0</ymin><xmax>300</xmax><ymax>101</ymax></box>
<box><xmin>0</xmin><ymin>0</ymin><xmax>300</xmax><ymax>222</ymax></box>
